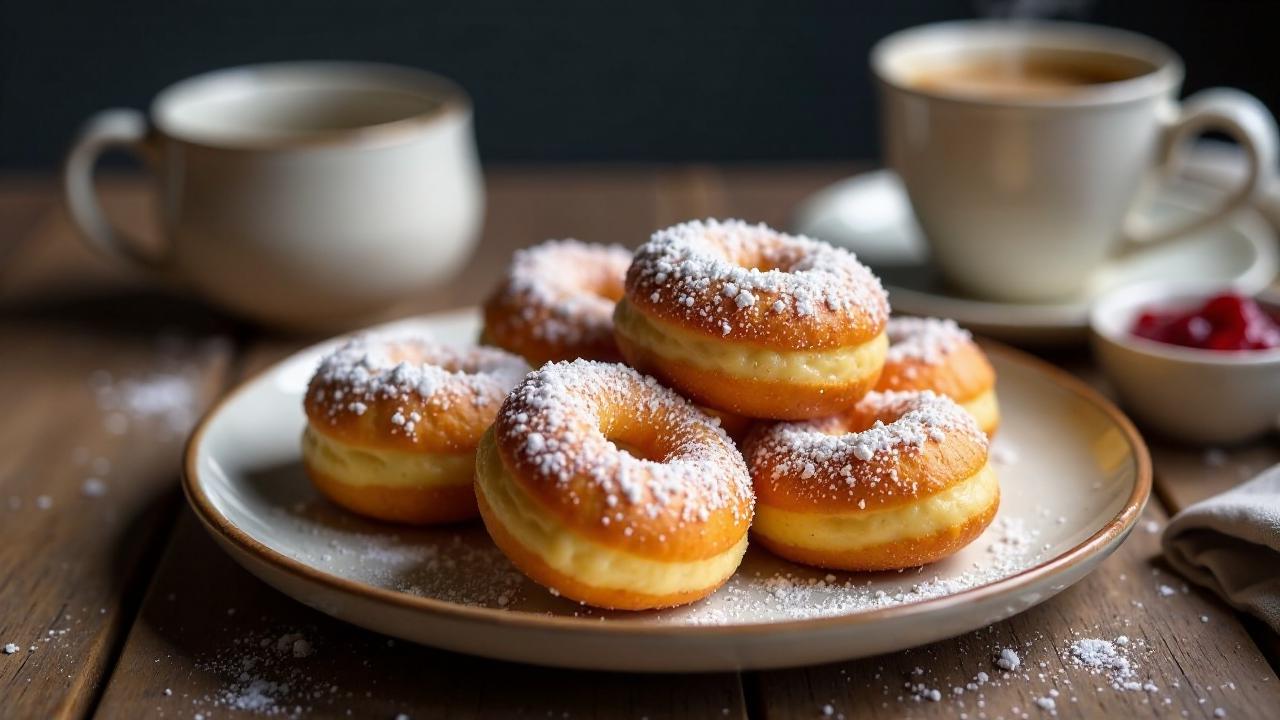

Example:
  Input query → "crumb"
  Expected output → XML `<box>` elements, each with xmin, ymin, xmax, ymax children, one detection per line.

<box><xmin>3</xmin><ymin>643</ymin><xmax>18</xmax><ymax>654</ymax></box>
<box><xmin>997</xmin><ymin>648</ymin><xmax>1021</xmax><ymax>671</ymax></box>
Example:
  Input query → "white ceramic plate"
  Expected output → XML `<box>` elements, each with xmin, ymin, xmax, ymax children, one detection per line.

<box><xmin>793</xmin><ymin>169</ymin><xmax>1279</xmax><ymax>344</ymax></box>
<box><xmin>184</xmin><ymin>309</ymin><xmax>1150</xmax><ymax>672</ymax></box>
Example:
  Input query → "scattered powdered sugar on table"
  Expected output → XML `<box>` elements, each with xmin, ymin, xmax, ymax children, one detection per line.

<box><xmin>1065</xmin><ymin>636</ymin><xmax>1160</xmax><ymax>692</ymax></box>
<box><xmin>997</xmin><ymin>648</ymin><xmax>1021</xmax><ymax>671</ymax></box>
<box><xmin>81</xmin><ymin>477</ymin><xmax>107</xmax><ymax>497</ymax></box>
<box><xmin>188</xmin><ymin>629</ymin><xmax>330</xmax><ymax>717</ymax></box>
<box><xmin>89</xmin><ymin>333</ymin><xmax>224</xmax><ymax>440</ymax></box>
<box><xmin>92</xmin><ymin>370</ymin><xmax>196</xmax><ymax>440</ymax></box>
<box><xmin>809</xmin><ymin>622</ymin><xmax>1244</xmax><ymax>719</ymax></box>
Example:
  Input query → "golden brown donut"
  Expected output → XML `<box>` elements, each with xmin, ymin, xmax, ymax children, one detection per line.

<box><xmin>876</xmin><ymin>316</ymin><xmax>1000</xmax><ymax>436</ymax></box>
<box><xmin>743</xmin><ymin>390</ymin><xmax>997</xmax><ymax>571</ymax></box>
<box><xmin>303</xmin><ymin>335</ymin><xmax>527</xmax><ymax>524</ymax></box>
<box><xmin>482</xmin><ymin>239</ymin><xmax>632</xmax><ymax>366</ymax></box>
<box><xmin>614</xmin><ymin>219</ymin><xmax>890</xmax><ymax>420</ymax></box>
<box><xmin>474</xmin><ymin>360</ymin><xmax>755</xmax><ymax>610</ymax></box>
<box><xmin>698</xmin><ymin>405</ymin><xmax>754</xmax><ymax>443</ymax></box>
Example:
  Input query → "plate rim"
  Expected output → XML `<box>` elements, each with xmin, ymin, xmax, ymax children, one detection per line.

<box><xmin>182</xmin><ymin>313</ymin><xmax>1152</xmax><ymax>638</ymax></box>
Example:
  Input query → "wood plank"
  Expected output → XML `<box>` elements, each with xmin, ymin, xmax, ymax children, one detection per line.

<box><xmin>751</xmin><ymin>503</ymin><xmax>1280</xmax><ymax>720</ymax></box>
<box><xmin>92</xmin><ymin>169</ymin><xmax>749</xmax><ymax>718</ymax></box>
<box><xmin>93</xmin><ymin>509</ymin><xmax>747</xmax><ymax>720</ymax></box>
<box><xmin>0</xmin><ymin>186</ymin><xmax>237</xmax><ymax>719</ymax></box>
<box><xmin>1148</xmin><ymin>440</ymin><xmax>1280</xmax><ymax>515</ymax></box>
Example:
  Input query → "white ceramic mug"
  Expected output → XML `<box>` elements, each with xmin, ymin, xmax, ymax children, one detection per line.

<box><xmin>65</xmin><ymin>62</ymin><xmax>483</xmax><ymax>330</ymax></box>
<box><xmin>873</xmin><ymin>21</ymin><xmax>1279</xmax><ymax>302</ymax></box>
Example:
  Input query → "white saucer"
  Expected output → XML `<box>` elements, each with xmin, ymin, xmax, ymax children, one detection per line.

<box><xmin>793</xmin><ymin>169</ymin><xmax>1279</xmax><ymax>343</ymax></box>
<box><xmin>184</xmin><ymin>309</ymin><xmax>1150</xmax><ymax>671</ymax></box>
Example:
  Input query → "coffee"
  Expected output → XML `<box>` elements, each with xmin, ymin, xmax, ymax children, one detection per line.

<box><xmin>909</xmin><ymin>48</ymin><xmax>1155</xmax><ymax>99</ymax></box>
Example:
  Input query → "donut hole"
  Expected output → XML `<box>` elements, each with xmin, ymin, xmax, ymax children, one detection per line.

<box><xmin>597</xmin><ymin>414</ymin><xmax>669</xmax><ymax>463</ymax></box>
<box><xmin>608</xmin><ymin>438</ymin><xmax>664</xmax><ymax>462</ymax></box>
<box><xmin>716</xmin><ymin>235</ymin><xmax>806</xmax><ymax>275</ymax></box>
<box><xmin>820</xmin><ymin>405</ymin><xmax>907</xmax><ymax>436</ymax></box>
<box><xmin>591</xmin><ymin>274</ymin><xmax>625</xmax><ymax>303</ymax></box>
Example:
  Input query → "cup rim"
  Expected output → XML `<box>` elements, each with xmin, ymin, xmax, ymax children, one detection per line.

<box><xmin>1089</xmin><ymin>280</ymin><xmax>1280</xmax><ymax>366</ymax></box>
<box><xmin>871</xmin><ymin>20</ymin><xmax>1184</xmax><ymax>109</ymax></box>
<box><xmin>150</xmin><ymin>61</ymin><xmax>471</xmax><ymax>151</ymax></box>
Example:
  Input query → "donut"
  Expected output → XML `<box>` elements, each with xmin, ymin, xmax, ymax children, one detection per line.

<box><xmin>699</xmin><ymin>405</ymin><xmax>754</xmax><ymax>442</ymax></box>
<box><xmin>303</xmin><ymin>335</ymin><xmax>527</xmax><ymax>524</ymax></box>
<box><xmin>743</xmin><ymin>390</ymin><xmax>997</xmax><ymax>571</ymax></box>
<box><xmin>474</xmin><ymin>360</ymin><xmax>755</xmax><ymax>610</ymax></box>
<box><xmin>482</xmin><ymin>239</ymin><xmax>633</xmax><ymax>366</ymax></box>
<box><xmin>876</xmin><ymin>317</ymin><xmax>1000</xmax><ymax>435</ymax></box>
<box><xmin>614</xmin><ymin>219</ymin><xmax>890</xmax><ymax>420</ymax></box>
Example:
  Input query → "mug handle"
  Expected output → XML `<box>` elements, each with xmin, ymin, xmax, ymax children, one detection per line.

<box><xmin>63</xmin><ymin>108</ymin><xmax>170</xmax><ymax>272</ymax></box>
<box><xmin>1118</xmin><ymin>88</ymin><xmax>1279</xmax><ymax>255</ymax></box>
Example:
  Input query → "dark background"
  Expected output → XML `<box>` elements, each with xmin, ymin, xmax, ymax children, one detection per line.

<box><xmin>1</xmin><ymin>0</ymin><xmax>1277</xmax><ymax>168</ymax></box>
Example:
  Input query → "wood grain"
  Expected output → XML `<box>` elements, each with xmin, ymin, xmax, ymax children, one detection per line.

<box><xmin>0</xmin><ymin>192</ymin><xmax>236</xmax><ymax>718</ymax></box>
<box><xmin>2</xmin><ymin>168</ymin><xmax>1277</xmax><ymax>719</ymax></box>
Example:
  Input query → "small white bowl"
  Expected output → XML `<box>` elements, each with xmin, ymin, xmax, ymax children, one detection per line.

<box><xmin>1090</xmin><ymin>281</ymin><xmax>1280</xmax><ymax>445</ymax></box>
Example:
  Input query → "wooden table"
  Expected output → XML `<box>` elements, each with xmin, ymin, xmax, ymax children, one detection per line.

<box><xmin>2</xmin><ymin>167</ymin><xmax>1278</xmax><ymax>720</ymax></box>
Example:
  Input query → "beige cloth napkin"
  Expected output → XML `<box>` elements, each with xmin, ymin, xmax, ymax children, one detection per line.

<box><xmin>1162</xmin><ymin>463</ymin><xmax>1280</xmax><ymax>632</ymax></box>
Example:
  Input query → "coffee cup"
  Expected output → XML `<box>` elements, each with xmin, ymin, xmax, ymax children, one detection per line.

<box><xmin>64</xmin><ymin>62</ymin><xmax>483</xmax><ymax>330</ymax></box>
<box><xmin>872</xmin><ymin>21</ymin><xmax>1278</xmax><ymax>302</ymax></box>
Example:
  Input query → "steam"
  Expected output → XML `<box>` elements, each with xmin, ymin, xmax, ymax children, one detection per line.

<box><xmin>974</xmin><ymin>0</ymin><xmax>1094</xmax><ymax>19</ymax></box>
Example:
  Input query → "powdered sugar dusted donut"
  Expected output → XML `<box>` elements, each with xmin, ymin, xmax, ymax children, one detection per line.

<box><xmin>876</xmin><ymin>317</ymin><xmax>1000</xmax><ymax>435</ymax></box>
<box><xmin>614</xmin><ymin>219</ymin><xmax>890</xmax><ymax>420</ymax></box>
<box><xmin>483</xmin><ymin>239</ymin><xmax>633</xmax><ymax>366</ymax></box>
<box><xmin>474</xmin><ymin>360</ymin><xmax>754</xmax><ymax>610</ymax></box>
<box><xmin>303</xmin><ymin>335</ymin><xmax>528</xmax><ymax>524</ymax></box>
<box><xmin>743</xmin><ymin>390</ymin><xmax>997</xmax><ymax>571</ymax></box>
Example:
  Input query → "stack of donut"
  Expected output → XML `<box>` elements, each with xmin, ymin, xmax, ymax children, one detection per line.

<box><xmin>301</xmin><ymin>220</ymin><xmax>1002</xmax><ymax>611</ymax></box>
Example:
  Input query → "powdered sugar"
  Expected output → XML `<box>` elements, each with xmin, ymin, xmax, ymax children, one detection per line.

<box><xmin>663</xmin><ymin>516</ymin><xmax>1042</xmax><ymax>625</ymax></box>
<box><xmin>306</xmin><ymin>334</ymin><xmax>527</xmax><ymax>435</ymax></box>
<box><xmin>487</xmin><ymin>239</ymin><xmax>632</xmax><ymax>348</ymax></box>
<box><xmin>747</xmin><ymin>390</ymin><xmax>986</xmax><ymax>502</ymax></box>
<box><xmin>886</xmin><ymin>316</ymin><xmax>971</xmax><ymax>365</ymax></box>
<box><xmin>997</xmin><ymin>648</ymin><xmax>1021</xmax><ymax>671</ymax></box>
<box><xmin>1064</xmin><ymin>637</ymin><xmax>1154</xmax><ymax>691</ymax></box>
<box><xmin>628</xmin><ymin>219</ymin><xmax>888</xmax><ymax>345</ymax></box>
<box><xmin>497</xmin><ymin>360</ymin><xmax>753</xmax><ymax>530</ymax></box>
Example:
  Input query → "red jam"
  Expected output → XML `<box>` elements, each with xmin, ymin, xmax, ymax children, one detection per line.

<box><xmin>1131</xmin><ymin>293</ymin><xmax>1280</xmax><ymax>351</ymax></box>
